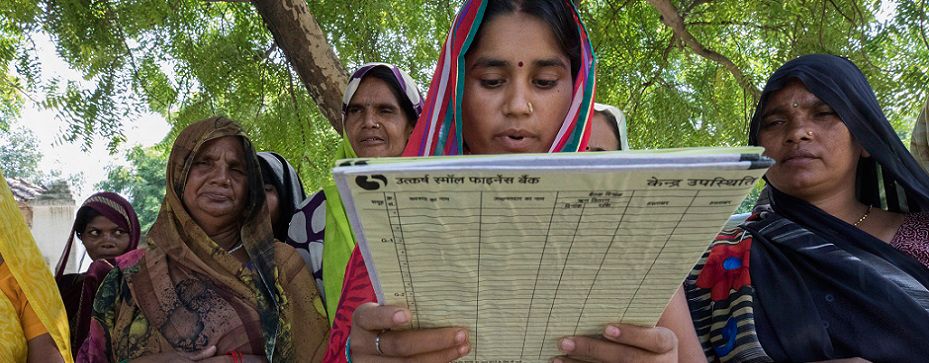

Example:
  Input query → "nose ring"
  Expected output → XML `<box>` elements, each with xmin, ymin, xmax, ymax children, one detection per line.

<box><xmin>527</xmin><ymin>102</ymin><xmax>534</xmax><ymax>114</ymax></box>
<box><xmin>373</xmin><ymin>122</ymin><xmax>381</xmax><ymax>129</ymax></box>
<box><xmin>806</xmin><ymin>131</ymin><xmax>814</xmax><ymax>136</ymax></box>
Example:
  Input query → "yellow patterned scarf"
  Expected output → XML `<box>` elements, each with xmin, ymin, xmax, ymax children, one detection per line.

<box><xmin>0</xmin><ymin>169</ymin><xmax>72</xmax><ymax>362</ymax></box>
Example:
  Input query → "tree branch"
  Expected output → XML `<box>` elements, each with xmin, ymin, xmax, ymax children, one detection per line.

<box><xmin>4</xmin><ymin>78</ymin><xmax>41</xmax><ymax>104</ymax></box>
<box><xmin>646</xmin><ymin>0</ymin><xmax>761</xmax><ymax>100</ymax></box>
<box><xmin>686</xmin><ymin>20</ymin><xmax>786</xmax><ymax>31</ymax></box>
<box><xmin>251</xmin><ymin>0</ymin><xmax>348</xmax><ymax>132</ymax></box>
<box><xmin>628</xmin><ymin>35</ymin><xmax>675</xmax><ymax>111</ymax></box>
<box><xmin>920</xmin><ymin>0</ymin><xmax>929</xmax><ymax>54</ymax></box>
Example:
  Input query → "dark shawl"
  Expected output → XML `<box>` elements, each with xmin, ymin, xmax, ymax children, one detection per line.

<box><xmin>256</xmin><ymin>152</ymin><xmax>306</xmax><ymax>242</ymax></box>
<box><xmin>745</xmin><ymin>54</ymin><xmax>929</xmax><ymax>362</ymax></box>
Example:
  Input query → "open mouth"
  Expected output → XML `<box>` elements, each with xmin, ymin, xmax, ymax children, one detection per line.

<box><xmin>359</xmin><ymin>136</ymin><xmax>385</xmax><ymax>145</ymax></box>
<box><xmin>493</xmin><ymin>130</ymin><xmax>537</xmax><ymax>152</ymax></box>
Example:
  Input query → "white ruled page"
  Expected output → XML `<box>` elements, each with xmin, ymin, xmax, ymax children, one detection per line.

<box><xmin>334</xmin><ymin>149</ymin><xmax>769</xmax><ymax>363</ymax></box>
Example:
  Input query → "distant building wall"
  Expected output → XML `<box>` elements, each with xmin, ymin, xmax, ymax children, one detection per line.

<box><xmin>30</xmin><ymin>198</ymin><xmax>76</xmax><ymax>271</ymax></box>
<box><xmin>17</xmin><ymin>201</ymin><xmax>33</xmax><ymax>227</ymax></box>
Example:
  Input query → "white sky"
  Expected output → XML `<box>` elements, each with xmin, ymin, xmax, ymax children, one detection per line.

<box><xmin>11</xmin><ymin>31</ymin><xmax>171</xmax><ymax>207</ymax></box>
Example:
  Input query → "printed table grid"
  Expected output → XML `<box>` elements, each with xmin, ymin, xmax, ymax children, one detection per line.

<box><xmin>359</xmin><ymin>188</ymin><xmax>745</xmax><ymax>362</ymax></box>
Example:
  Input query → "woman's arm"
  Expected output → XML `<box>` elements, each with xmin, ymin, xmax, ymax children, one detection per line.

<box><xmin>325</xmin><ymin>248</ymin><xmax>469</xmax><ymax>362</ymax></box>
<box><xmin>659</xmin><ymin>286</ymin><xmax>706</xmax><ymax>362</ymax></box>
<box><xmin>27</xmin><ymin>333</ymin><xmax>64</xmax><ymax>363</ymax></box>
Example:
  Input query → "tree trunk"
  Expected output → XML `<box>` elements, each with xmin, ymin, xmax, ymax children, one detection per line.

<box><xmin>252</xmin><ymin>0</ymin><xmax>348</xmax><ymax>132</ymax></box>
<box><xmin>646</xmin><ymin>0</ymin><xmax>762</xmax><ymax>100</ymax></box>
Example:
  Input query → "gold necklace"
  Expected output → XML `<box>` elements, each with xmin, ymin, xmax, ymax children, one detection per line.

<box><xmin>852</xmin><ymin>205</ymin><xmax>873</xmax><ymax>227</ymax></box>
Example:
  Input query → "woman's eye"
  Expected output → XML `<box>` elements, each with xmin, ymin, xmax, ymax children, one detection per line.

<box><xmin>533</xmin><ymin>79</ymin><xmax>558</xmax><ymax>89</ymax></box>
<box><xmin>114</xmin><ymin>230</ymin><xmax>125</xmax><ymax>236</ymax></box>
<box><xmin>87</xmin><ymin>230</ymin><xmax>100</xmax><ymax>237</ymax></box>
<box><xmin>480</xmin><ymin>78</ymin><xmax>505</xmax><ymax>88</ymax></box>
<box><xmin>380</xmin><ymin>108</ymin><xmax>394</xmax><ymax>114</ymax></box>
<box><xmin>264</xmin><ymin>184</ymin><xmax>274</xmax><ymax>192</ymax></box>
<box><xmin>761</xmin><ymin>119</ymin><xmax>784</xmax><ymax>128</ymax></box>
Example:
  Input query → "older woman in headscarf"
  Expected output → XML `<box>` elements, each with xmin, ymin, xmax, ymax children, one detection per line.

<box><xmin>587</xmin><ymin>103</ymin><xmax>629</xmax><ymax>151</ymax></box>
<box><xmin>660</xmin><ymin>54</ymin><xmax>929</xmax><ymax>362</ymax></box>
<box><xmin>79</xmin><ymin>117</ymin><xmax>328</xmax><ymax>362</ymax></box>
<box><xmin>55</xmin><ymin>192</ymin><xmax>140</xmax><ymax>358</ymax></box>
<box><xmin>1</xmin><ymin>169</ymin><xmax>71</xmax><ymax>362</ymax></box>
<box><xmin>285</xmin><ymin>63</ymin><xmax>424</xmax><ymax>322</ymax></box>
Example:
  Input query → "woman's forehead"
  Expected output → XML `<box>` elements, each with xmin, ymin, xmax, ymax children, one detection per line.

<box><xmin>469</xmin><ymin>12</ymin><xmax>567</xmax><ymax>66</ymax></box>
<box><xmin>196</xmin><ymin>136</ymin><xmax>244</xmax><ymax>157</ymax></box>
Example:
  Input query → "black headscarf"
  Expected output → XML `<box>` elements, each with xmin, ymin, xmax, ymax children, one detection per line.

<box><xmin>749</xmin><ymin>54</ymin><xmax>929</xmax><ymax>213</ymax></box>
<box><xmin>745</xmin><ymin>54</ymin><xmax>929</xmax><ymax>362</ymax></box>
<box><xmin>257</xmin><ymin>151</ymin><xmax>307</xmax><ymax>242</ymax></box>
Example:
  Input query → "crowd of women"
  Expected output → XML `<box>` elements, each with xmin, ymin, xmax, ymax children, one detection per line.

<box><xmin>2</xmin><ymin>0</ymin><xmax>928</xmax><ymax>362</ymax></box>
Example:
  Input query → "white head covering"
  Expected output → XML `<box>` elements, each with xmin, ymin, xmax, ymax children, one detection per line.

<box><xmin>593</xmin><ymin>103</ymin><xmax>629</xmax><ymax>150</ymax></box>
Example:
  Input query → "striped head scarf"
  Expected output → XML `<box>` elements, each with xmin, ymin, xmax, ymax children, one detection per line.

<box><xmin>403</xmin><ymin>0</ymin><xmax>597</xmax><ymax>156</ymax></box>
<box><xmin>55</xmin><ymin>192</ymin><xmax>141</xmax><ymax>278</ymax></box>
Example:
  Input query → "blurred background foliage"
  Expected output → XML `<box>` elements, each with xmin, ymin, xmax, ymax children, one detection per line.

<box><xmin>1</xmin><ymin>0</ymin><xmax>926</xmax><ymax>197</ymax></box>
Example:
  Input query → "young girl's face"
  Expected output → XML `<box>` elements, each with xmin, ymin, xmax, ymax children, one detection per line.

<box><xmin>461</xmin><ymin>12</ymin><xmax>573</xmax><ymax>154</ymax></box>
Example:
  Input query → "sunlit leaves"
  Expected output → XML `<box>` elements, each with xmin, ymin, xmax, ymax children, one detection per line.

<box><xmin>2</xmin><ymin>0</ymin><xmax>927</xmax><ymax>191</ymax></box>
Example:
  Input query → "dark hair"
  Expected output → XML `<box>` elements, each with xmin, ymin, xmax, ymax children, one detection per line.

<box><xmin>74</xmin><ymin>208</ymin><xmax>102</xmax><ymax>239</ymax></box>
<box><xmin>475</xmin><ymin>0</ymin><xmax>582</xmax><ymax>78</ymax></box>
<box><xmin>595</xmin><ymin>109</ymin><xmax>623</xmax><ymax>150</ymax></box>
<box><xmin>363</xmin><ymin>66</ymin><xmax>419</xmax><ymax>126</ymax></box>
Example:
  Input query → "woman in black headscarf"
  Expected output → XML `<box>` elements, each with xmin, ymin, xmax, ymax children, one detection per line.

<box><xmin>256</xmin><ymin>151</ymin><xmax>306</xmax><ymax>243</ymax></box>
<box><xmin>663</xmin><ymin>54</ymin><xmax>929</xmax><ymax>362</ymax></box>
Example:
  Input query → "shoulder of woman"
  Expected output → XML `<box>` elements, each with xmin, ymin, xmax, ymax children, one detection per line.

<box><xmin>115</xmin><ymin>248</ymin><xmax>146</xmax><ymax>269</ymax></box>
<box><xmin>273</xmin><ymin>242</ymin><xmax>308</xmax><ymax>277</ymax></box>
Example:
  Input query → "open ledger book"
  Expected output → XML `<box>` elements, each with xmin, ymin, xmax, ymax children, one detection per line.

<box><xmin>333</xmin><ymin>147</ymin><xmax>772</xmax><ymax>363</ymax></box>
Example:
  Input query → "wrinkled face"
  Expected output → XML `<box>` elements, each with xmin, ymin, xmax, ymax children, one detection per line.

<box><xmin>81</xmin><ymin>215</ymin><xmax>131</xmax><ymax>260</ymax></box>
<box><xmin>182</xmin><ymin>136</ymin><xmax>248</xmax><ymax>233</ymax></box>
<box><xmin>264</xmin><ymin>183</ymin><xmax>280</xmax><ymax>226</ymax></box>
<box><xmin>461</xmin><ymin>12</ymin><xmax>573</xmax><ymax>154</ymax></box>
<box><xmin>587</xmin><ymin>112</ymin><xmax>620</xmax><ymax>151</ymax></box>
<box><xmin>345</xmin><ymin>77</ymin><xmax>413</xmax><ymax>157</ymax></box>
<box><xmin>758</xmin><ymin>80</ymin><xmax>867</xmax><ymax>201</ymax></box>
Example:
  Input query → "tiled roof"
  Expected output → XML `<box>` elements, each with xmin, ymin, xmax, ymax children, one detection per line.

<box><xmin>6</xmin><ymin>177</ymin><xmax>46</xmax><ymax>202</ymax></box>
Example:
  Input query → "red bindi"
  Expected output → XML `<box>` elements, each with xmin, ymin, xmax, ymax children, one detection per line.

<box><xmin>518</xmin><ymin>61</ymin><xmax>524</xmax><ymax>67</ymax></box>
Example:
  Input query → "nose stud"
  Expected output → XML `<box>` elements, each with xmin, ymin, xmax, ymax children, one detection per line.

<box><xmin>806</xmin><ymin>131</ymin><xmax>814</xmax><ymax>136</ymax></box>
<box><xmin>527</xmin><ymin>102</ymin><xmax>534</xmax><ymax>114</ymax></box>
